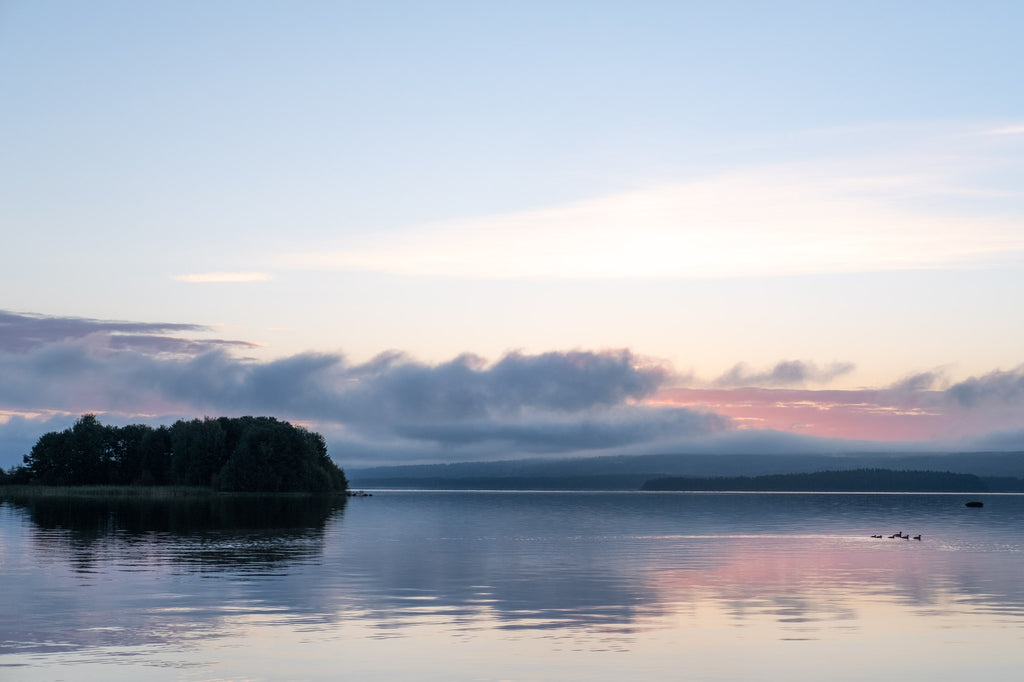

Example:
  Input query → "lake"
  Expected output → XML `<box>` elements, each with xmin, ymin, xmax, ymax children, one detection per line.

<box><xmin>2</xmin><ymin>490</ymin><xmax>1024</xmax><ymax>681</ymax></box>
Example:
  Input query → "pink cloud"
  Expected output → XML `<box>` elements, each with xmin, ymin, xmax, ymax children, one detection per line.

<box><xmin>652</xmin><ymin>387</ymin><xmax>972</xmax><ymax>441</ymax></box>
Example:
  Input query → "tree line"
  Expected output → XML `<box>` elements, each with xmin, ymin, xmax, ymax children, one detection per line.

<box><xmin>640</xmin><ymin>468</ymin><xmax>997</xmax><ymax>492</ymax></box>
<box><xmin>1</xmin><ymin>414</ymin><xmax>348</xmax><ymax>493</ymax></box>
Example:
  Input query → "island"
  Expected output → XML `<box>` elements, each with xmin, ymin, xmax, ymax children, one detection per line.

<box><xmin>1</xmin><ymin>414</ymin><xmax>348</xmax><ymax>494</ymax></box>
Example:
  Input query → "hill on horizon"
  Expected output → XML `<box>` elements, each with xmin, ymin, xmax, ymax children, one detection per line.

<box><xmin>347</xmin><ymin>451</ymin><xmax>1024</xmax><ymax>490</ymax></box>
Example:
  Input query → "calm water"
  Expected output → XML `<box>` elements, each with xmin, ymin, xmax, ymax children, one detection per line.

<box><xmin>2</xmin><ymin>490</ymin><xmax>1024</xmax><ymax>681</ymax></box>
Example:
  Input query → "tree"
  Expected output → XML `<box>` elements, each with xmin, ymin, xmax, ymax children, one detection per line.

<box><xmin>137</xmin><ymin>426</ymin><xmax>173</xmax><ymax>485</ymax></box>
<box><xmin>170</xmin><ymin>418</ymin><xmax>228</xmax><ymax>487</ymax></box>
<box><xmin>17</xmin><ymin>414</ymin><xmax>347</xmax><ymax>493</ymax></box>
<box><xmin>67</xmin><ymin>414</ymin><xmax>113</xmax><ymax>484</ymax></box>
<box><xmin>23</xmin><ymin>430</ymin><xmax>73</xmax><ymax>484</ymax></box>
<box><xmin>108</xmin><ymin>423</ymin><xmax>150</xmax><ymax>485</ymax></box>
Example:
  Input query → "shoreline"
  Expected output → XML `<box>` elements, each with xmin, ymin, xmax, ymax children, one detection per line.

<box><xmin>0</xmin><ymin>484</ymin><xmax>352</xmax><ymax>499</ymax></box>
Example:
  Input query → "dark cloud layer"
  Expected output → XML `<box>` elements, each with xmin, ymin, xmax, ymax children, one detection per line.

<box><xmin>5</xmin><ymin>311</ymin><xmax>1024</xmax><ymax>469</ymax></box>
<box><xmin>390</xmin><ymin>407</ymin><xmax>730</xmax><ymax>453</ymax></box>
<box><xmin>0</xmin><ymin>311</ymin><xmax>724</xmax><ymax>467</ymax></box>
<box><xmin>82</xmin><ymin>347</ymin><xmax>670</xmax><ymax>426</ymax></box>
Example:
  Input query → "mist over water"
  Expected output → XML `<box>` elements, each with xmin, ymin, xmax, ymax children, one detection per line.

<box><xmin>3</xmin><ymin>491</ymin><xmax>1024</xmax><ymax>681</ymax></box>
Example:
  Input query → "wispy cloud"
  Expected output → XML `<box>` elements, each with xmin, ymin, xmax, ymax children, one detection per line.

<box><xmin>947</xmin><ymin>366</ymin><xmax>1024</xmax><ymax>407</ymax></box>
<box><xmin>0</xmin><ymin>309</ymin><xmax>217</xmax><ymax>353</ymax></box>
<box><xmin>660</xmin><ymin>365</ymin><xmax>1024</xmax><ymax>443</ymax></box>
<box><xmin>889</xmin><ymin>370</ymin><xmax>948</xmax><ymax>393</ymax></box>
<box><xmin>979</xmin><ymin>123</ymin><xmax>1024</xmax><ymax>136</ymax></box>
<box><xmin>713</xmin><ymin>360</ymin><xmax>855</xmax><ymax>388</ymax></box>
<box><xmin>278</xmin><ymin>149</ymin><xmax>1024</xmax><ymax>280</ymax></box>
<box><xmin>172</xmin><ymin>272</ymin><xmax>272</xmax><ymax>283</ymax></box>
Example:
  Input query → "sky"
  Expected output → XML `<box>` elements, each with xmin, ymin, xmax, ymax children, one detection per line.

<box><xmin>2</xmin><ymin>1</ymin><xmax>1024</xmax><ymax>469</ymax></box>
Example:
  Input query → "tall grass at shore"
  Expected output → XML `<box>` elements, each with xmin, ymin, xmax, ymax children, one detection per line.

<box><xmin>0</xmin><ymin>484</ymin><xmax>215</xmax><ymax>499</ymax></box>
<box><xmin>0</xmin><ymin>485</ymin><xmax>350</xmax><ymax>499</ymax></box>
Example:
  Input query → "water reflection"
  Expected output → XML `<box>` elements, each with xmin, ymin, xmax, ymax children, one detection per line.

<box><xmin>329</xmin><ymin>492</ymin><xmax>1024</xmax><ymax>636</ymax></box>
<box><xmin>3</xmin><ymin>491</ymin><xmax>1024</xmax><ymax>680</ymax></box>
<box><xmin>9</xmin><ymin>492</ymin><xmax>344</xmax><ymax>534</ymax></box>
<box><xmin>0</xmin><ymin>494</ymin><xmax>346</xmax><ymax>658</ymax></box>
<box><xmin>8</xmin><ymin>493</ymin><xmax>344</xmax><ymax>572</ymax></box>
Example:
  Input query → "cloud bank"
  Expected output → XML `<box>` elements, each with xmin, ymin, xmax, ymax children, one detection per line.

<box><xmin>3</xmin><ymin>310</ymin><xmax>1024</xmax><ymax>469</ymax></box>
<box><xmin>0</xmin><ymin>310</ymin><xmax>729</xmax><ymax>467</ymax></box>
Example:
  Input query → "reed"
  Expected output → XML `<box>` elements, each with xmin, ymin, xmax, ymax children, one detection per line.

<box><xmin>0</xmin><ymin>484</ymin><xmax>216</xmax><ymax>499</ymax></box>
<box><xmin>0</xmin><ymin>484</ymin><xmax>350</xmax><ymax>499</ymax></box>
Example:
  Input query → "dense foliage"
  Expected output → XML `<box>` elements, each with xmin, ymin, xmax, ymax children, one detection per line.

<box><xmin>6</xmin><ymin>415</ymin><xmax>347</xmax><ymax>493</ymax></box>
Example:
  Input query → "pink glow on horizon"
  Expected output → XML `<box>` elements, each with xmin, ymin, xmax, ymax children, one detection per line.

<box><xmin>654</xmin><ymin>387</ymin><xmax>955</xmax><ymax>441</ymax></box>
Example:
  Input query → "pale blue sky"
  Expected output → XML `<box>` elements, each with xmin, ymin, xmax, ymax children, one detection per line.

<box><xmin>2</xmin><ymin>2</ymin><xmax>1023</xmax><ymax>466</ymax></box>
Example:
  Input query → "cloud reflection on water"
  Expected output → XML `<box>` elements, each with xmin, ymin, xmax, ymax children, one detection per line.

<box><xmin>3</xmin><ymin>492</ymin><xmax>1024</xmax><ymax>669</ymax></box>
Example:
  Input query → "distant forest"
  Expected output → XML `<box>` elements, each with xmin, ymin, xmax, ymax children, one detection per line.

<box><xmin>1</xmin><ymin>414</ymin><xmax>347</xmax><ymax>493</ymax></box>
<box><xmin>641</xmin><ymin>468</ymin><xmax>1024</xmax><ymax>492</ymax></box>
<box><xmin>347</xmin><ymin>451</ymin><xmax>1024</xmax><ymax>490</ymax></box>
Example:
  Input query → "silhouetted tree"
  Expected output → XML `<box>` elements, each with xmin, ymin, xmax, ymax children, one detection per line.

<box><xmin>171</xmin><ymin>418</ymin><xmax>228</xmax><ymax>487</ymax></box>
<box><xmin>68</xmin><ymin>414</ymin><xmax>112</xmax><ymax>484</ymax></box>
<box><xmin>23</xmin><ymin>430</ymin><xmax>73</xmax><ymax>484</ymax></box>
<box><xmin>107</xmin><ymin>423</ymin><xmax>150</xmax><ymax>485</ymax></box>
<box><xmin>137</xmin><ymin>425</ymin><xmax>173</xmax><ymax>485</ymax></box>
<box><xmin>16</xmin><ymin>414</ymin><xmax>346</xmax><ymax>493</ymax></box>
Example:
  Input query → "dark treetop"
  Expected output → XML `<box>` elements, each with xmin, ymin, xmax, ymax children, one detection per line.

<box><xmin>4</xmin><ymin>414</ymin><xmax>347</xmax><ymax>493</ymax></box>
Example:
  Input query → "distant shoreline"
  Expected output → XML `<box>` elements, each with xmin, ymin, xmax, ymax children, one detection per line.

<box><xmin>640</xmin><ymin>468</ymin><xmax>1021</xmax><ymax>493</ymax></box>
<box><xmin>350</xmin><ymin>468</ymin><xmax>1024</xmax><ymax>493</ymax></box>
